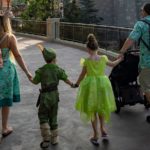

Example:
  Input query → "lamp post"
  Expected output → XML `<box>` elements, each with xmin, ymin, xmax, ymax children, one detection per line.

<box><xmin>59</xmin><ymin>0</ymin><xmax>64</xmax><ymax>18</ymax></box>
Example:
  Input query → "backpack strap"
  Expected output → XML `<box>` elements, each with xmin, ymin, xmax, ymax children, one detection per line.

<box><xmin>140</xmin><ymin>19</ymin><xmax>150</xmax><ymax>25</ymax></box>
<box><xmin>139</xmin><ymin>19</ymin><xmax>150</xmax><ymax>51</ymax></box>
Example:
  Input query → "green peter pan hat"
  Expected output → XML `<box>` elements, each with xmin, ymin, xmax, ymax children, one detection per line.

<box><xmin>37</xmin><ymin>44</ymin><xmax>56</xmax><ymax>62</ymax></box>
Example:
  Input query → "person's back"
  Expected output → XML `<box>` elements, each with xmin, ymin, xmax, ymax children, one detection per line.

<box><xmin>34</xmin><ymin>63</ymin><xmax>66</xmax><ymax>89</ymax></box>
<box><xmin>39</xmin><ymin>64</ymin><xmax>59</xmax><ymax>86</ymax></box>
<box><xmin>84</xmin><ymin>55</ymin><xmax>108</xmax><ymax>76</ymax></box>
<box><xmin>0</xmin><ymin>34</ymin><xmax>14</xmax><ymax>66</ymax></box>
<box><xmin>129</xmin><ymin>16</ymin><xmax>150</xmax><ymax>69</ymax></box>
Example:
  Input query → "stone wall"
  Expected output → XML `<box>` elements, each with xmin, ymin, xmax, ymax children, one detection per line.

<box><xmin>95</xmin><ymin>0</ymin><xmax>150</xmax><ymax>27</ymax></box>
<box><xmin>94</xmin><ymin>0</ymin><xmax>114</xmax><ymax>26</ymax></box>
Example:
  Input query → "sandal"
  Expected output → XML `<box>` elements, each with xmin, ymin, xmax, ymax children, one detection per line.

<box><xmin>40</xmin><ymin>141</ymin><xmax>50</xmax><ymax>149</ymax></box>
<box><xmin>90</xmin><ymin>137</ymin><xmax>99</xmax><ymax>146</ymax></box>
<box><xmin>101</xmin><ymin>132</ymin><xmax>108</xmax><ymax>138</ymax></box>
<box><xmin>2</xmin><ymin>127</ymin><xmax>13</xmax><ymax>138</ymax></box>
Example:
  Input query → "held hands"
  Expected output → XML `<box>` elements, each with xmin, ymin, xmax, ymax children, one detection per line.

<box><xmin>119</xmin><ymin>54</ymin><xmax>124</xmax><ymax>61</ymax></box>
<box><xmin>117</xmin><ymin>51</ymin><xmax>124</xmax><ymax>60</ymax></box>
<box><xmin>26</xmin><ymin>72</ymin><xmax>33</xmax><ymax>82</ymax></box>
<box><xmin>71</xmin><ymin>83</ymin><xmax>79</xmax><ymax>88</ymax></box>
<box><xmin>117</xmin><ymin>50</ymin><xmax>125</xmax><ymax>59</ymax></box>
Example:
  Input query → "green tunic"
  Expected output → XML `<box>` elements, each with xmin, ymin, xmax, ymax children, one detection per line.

<box><xmin>33</xmin><ymin>63</ymin><xmax>68</xmax><ymax>130</ymax></box>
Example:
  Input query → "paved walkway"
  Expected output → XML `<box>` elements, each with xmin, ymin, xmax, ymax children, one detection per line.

<box><xmin>0</xmin><ymin>36</ymin><xmax>150</xmax><ymax>150</ymax></box>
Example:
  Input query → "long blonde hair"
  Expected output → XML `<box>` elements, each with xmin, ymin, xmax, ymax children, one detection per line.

<box><xmin>0</xmin><ymin>14</ymin><xmax>15</xmax><ymax>63</ymax></box>
<box><xmin>0</xmin><ymin>13</ymin><xmax>12</xmax><ymax>34</ymax></box>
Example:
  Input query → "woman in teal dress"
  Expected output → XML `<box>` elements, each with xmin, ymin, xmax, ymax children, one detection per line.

<box><xmin>0</xmin><ymin>10</ymin><xmax>32</xmax><ymax>137</ymax></box>
<box><xmin>74</xmin><ymin>34</ymin><xmax>123</xmax><ymax>145</ymax></box>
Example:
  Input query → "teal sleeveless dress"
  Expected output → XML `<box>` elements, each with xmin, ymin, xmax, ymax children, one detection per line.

<box><xmin>0</xmin><ymin>48</ymin><xmax>20</xmax><ymax>107</ymax></box>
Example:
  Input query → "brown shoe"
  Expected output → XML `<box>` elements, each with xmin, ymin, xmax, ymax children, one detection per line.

<box><xmin>40</xmin><ymin>141</ymin><xmax>50</xmax><ymax>148</ymax></box>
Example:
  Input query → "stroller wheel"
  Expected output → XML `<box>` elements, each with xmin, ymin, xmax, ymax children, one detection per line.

<box><xmin>144</xmin><ymin>104</ymin><xmax>150</xmax><ymax>110</ymax></box>
<box><xmin>144</xmin><ymin>96</ymin><xmax>150</xmax><ymax>110</ymax></box>
<box><xmin>115</xmin><ymin>107</ymin><xmax>121</xmax><ymax>114</ymax></box>
<box><xmin>115</xmin><ymin>99</ymin><xmax>121</xmax><ymax>114</ymax></box>
<box><xmin>146</xmin><ymin>116</ymin><xmax>150</xmax><ymax>123</ymax></box>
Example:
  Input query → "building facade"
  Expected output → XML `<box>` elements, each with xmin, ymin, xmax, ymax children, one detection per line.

<box><xmin>0</xmin><ymin>0</ymin><xmax>11</xmax><ymax>15</ymax></box>
<box><xmin>0</xmin><ymin>0</ymin><xmax>11</xmax><ymax>9</ymax></box>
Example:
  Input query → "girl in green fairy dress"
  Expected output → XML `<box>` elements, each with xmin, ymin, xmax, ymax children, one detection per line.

<box><xmin>74</xmin><ymin>34</ymin><xmax>123</xmax><ymax>145</ymax></box>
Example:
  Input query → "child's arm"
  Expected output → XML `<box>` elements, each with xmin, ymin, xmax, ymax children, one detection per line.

<box><xmin>64</xmin><ymin>79</ymin><xmax>73</xmax><ymax>87</ymax></box>
<box><xmin>58</xmin><ymin>67</ymin><xmax>74</xmax><ymax>87</ymax></box>
<box><xmin>28</xmin><ymin>76</ymin><xmax>33</xmax><ymax>83</ymax></box>
<box><xmin>30</xmin><ymin>69</ymin><xmax>41</xmax><ymax>85</ymax></box>
<box><xmin>9</xmin><ymin>35</ymin><xmax>32</xmax><ymax>80</ymax></box>
<box><xmin>75</xmin><ymin>66</ymin><xmax>86</xmax><ymax>86</ymax></box>
<box><xmin>106</xmin><ymin>57</ymin><xmax>123</xmax><ymax>67</ymax></box>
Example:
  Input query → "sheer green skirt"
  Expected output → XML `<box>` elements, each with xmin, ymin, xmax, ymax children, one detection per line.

<box><xmin>75</xmin><ymin>75</ymin><xmax>116</xmax><ymax>122</ymax></box>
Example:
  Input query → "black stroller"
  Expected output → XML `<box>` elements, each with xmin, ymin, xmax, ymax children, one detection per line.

<box><xmin>109</xmin><ymin>50</ymin><xmax>149</xmax><ymax>113</ymax></box>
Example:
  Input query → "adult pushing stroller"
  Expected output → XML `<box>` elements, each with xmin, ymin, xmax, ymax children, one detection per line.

<box><xmin>109</xmin><ymin>50</ymin><xmax>149</xmax><ymax>113</ymax></box>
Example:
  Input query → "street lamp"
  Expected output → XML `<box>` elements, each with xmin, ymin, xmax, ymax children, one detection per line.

<box><xmin>59</xmin><ymin>1</ymin><xmax>64</xmax><ymax>18</ymax></box>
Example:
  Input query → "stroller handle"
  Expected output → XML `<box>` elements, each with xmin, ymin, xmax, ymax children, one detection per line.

<box><xmin>121</xmin><ymin>49</ymin><xmax>140</xmax><ymax>56</ymax></box>
<box><xmin>126</xmin><ymin>49</ymin><xmax>139</xmax><ymax>53</ymax></box>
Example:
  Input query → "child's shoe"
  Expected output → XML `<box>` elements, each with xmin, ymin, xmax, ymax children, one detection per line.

<box><xmin>51</xmin><ymin>129</ymin><xmax>59</xmax><ymax>145</ymax></box>
<box><xmin>90</xmin><ymin>137</ymin><xmax>99</xmax><ymax>146</ymax></box>
<box><xmin>101</xmin><ymin>129</ymin><xmax>107</xmax><ymax>137</ymax></box>
<box><xmin>40</xmin><ymin>123</ymin><xmax>51</xmax><ymax>148</ymax></box>
<box><xmin>40</xmin><ymin>141</ymin><xmax>50</xmax><ymax>149</ymax></box>
<box><xmin>101</xmin><ymin>131</ymin><xmax>108</xmax><ymax>141</ymax></box>
<box><xmin>102</xmin><ymin>132</ymin><xmax>108</xmax><ymax>138</ymax></box>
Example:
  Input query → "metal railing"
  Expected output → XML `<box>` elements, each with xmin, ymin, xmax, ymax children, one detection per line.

<box><xmin>57</xmin><ymin>22</ymin><xmax>137</xmax><ymax>52</ymax></box>
<box><xmin>11</xmin><ymin>19</ymin><xmax>47</xmax><ymax>36</ymax></box>
<box><xmin>11</xmin><ymin>19</ymin><xmax>138</xmax><ymax>52</ymax></box>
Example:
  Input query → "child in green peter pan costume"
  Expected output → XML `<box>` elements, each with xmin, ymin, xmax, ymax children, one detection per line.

<box><xmin>31</xmin><ymin>44</ymin><xmax>74</xmax><ymax>148</ymax></box>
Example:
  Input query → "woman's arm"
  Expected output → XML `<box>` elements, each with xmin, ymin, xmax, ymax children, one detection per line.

<box><xmin>9</xmin><ymin>35</ymin><xmax>32</xmax><ymax>80</ymax></box>
<box><xmin>75</xmin><ymin>66</ymin><xmax>87</xmax><ymax>86</ymax></box>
